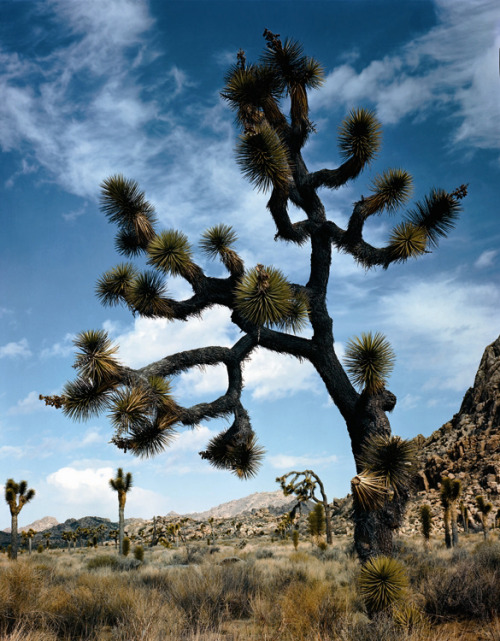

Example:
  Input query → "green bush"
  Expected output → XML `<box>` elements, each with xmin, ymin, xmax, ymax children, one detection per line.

<box><xmin>358</xmin><ymin>556</ymin><xmax>407</xmax><ymax>615</ymax></box>
<box><xmin>122</xmin><ymin>537</ymin><xmax>130</xmax><ymax>557</ymax></box>
<box><xmin>133</xmin><ymin>545</ymin><xmax>144</xmax><ymax>562</ymax></box>
<box><xmin>87</xmin><ymin>555</ymin><xmax>120</xmax><ymax>571</ymax></box>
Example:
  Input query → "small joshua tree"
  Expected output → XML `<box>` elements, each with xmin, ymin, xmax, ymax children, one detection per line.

<box><xmin>459</xmin><ymin>501</ymin><xmax>469</xmax><ymax>535</ymax></box>
<box><xmin>4</xmin><ymin>479</ymin><xmax>35</xmax><ymax>561</ymax></box>
<box><xmin>109</xmin><ymin>468</ymin><xmax>133</xmax><ymax>555</ymax></box>
<box><xmin>307</xmin><ymin>503</ymin><xmax>326</xmax><ymax>544</ymax></box>
<box><xmin>277</xmin><ymin>469</ymin><xmax>333</xmax><ymax>543</ymax></box>
<box><xmin>419</xmin><ymin>504</ymin><xmax>432</xmax><ymax>548</ymax></box>
<box><xmin>475</xmin><ymin>495</ymin><xmax>493</xmax><ymax>539</ymax></box>
<box><xmin>440</xmin><ymin>477</ymin><xmax>461</xmax><ymax>548</ymax></box>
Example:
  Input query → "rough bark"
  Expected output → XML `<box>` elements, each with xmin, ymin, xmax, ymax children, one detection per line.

<box><xmin>118</xmin><ymin>502</ymin><xmax>125</xmax><ymax>555</ymax></box>
<box><xmin>10</xmin><ymin>513</ymin><xmax>18</xmax><ymax>560</ymax></box>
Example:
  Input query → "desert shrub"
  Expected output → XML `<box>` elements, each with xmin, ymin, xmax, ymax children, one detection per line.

<box><xmin>0</xmin><ymin>562</ymin><xmax>48</xmax><ymax>632</ymax></box>
<box><xmin>133</xmin><ymin>545</ymin><xmax>144</xmax><ymax>562</ymax></box>
<box><xmin>472</xmin><ymin>539</ymin><xmax>500</xmax><ymax>571</ymax></box>
<box><xmin>42</xmin><ymin>573</ymin><xmax>137</xmax><ymax>637</ymax></box>
<box><xmin>312</xmin><ymin>546</ymin><xmax>343</xmax><ymax>562</ymax></box>
<box><xmin>122</xmin><ymin>536</ymin><xmax>130</xmax><ymax>556</ymax></box>
<box><xmin>422</xmin><ymin>556</ymin><xmax>500</xmax><ymax>620</ymax></box>
<box><xmin>86</xmin><ymin>555</ymin><xmax>120</xmax><ymax>571</ymax></box>
<box><xmin>252</xmin><ymin>579</ymin><xmax>340</xmax><ymax>640</ymax></box>
<box><xmin>255</xmin><ymin>548</ymin><xmax>274</xmax><ymax>559</ymax></box>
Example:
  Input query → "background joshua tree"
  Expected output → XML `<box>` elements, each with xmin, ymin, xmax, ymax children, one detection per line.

<box><xmin>26</xmin><ymin>528</ymin><xmax>36</xmax><ymax>555</ymax></box>
<box><xmin>307</xmin><ymin>503</ymin><xmax>326</xmax><ymax>544</ymax></box>
<box><xmin>109</xmin><ymin>468</ymin><xmax>133</xmax><ymax>555</ymax></box>
<box><xmin>4</xmin><ymin>479</ymin><xmax>35</xmax><ymax>561</ymax></box>
<box><xmin>440</xmin><ymin>477</ymin><xmax>461</xmax><ymax>548</ymax></box>
<box><xmin>475</xmin><ymin>495</ymin><xmax>493</xmax><ymax>539</ymax></box>
<box><xmin>460</xmin><ymin>501</ymin><xmax>469</xmax><ymax>535</ymax></box>
<box><xmin>277</xmin><ymin>469</ymin><xmax>333</xmax><ymax>544</ymax></box>
<box><xmin>42</xmin><ymin>31</ymin><xmax>466</xmax><ymax>561</ymax></box>
<box><xmin>419</xmin><ymin>504</ymin><xmax>433</xmax><ymax>548</ymax></box>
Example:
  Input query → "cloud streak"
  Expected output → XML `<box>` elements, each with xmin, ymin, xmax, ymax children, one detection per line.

<box><xmin>312</xmin><ymin>0</ymin><xmax>500</xmax><ymax>154</ymax></box>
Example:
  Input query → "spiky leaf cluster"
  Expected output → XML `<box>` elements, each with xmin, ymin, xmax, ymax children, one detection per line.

<box><xmin>100</xmin><ymin>175</ymin><xmax>157</xmax><ymax>255</ymax></box>
<box><xmin>351</xmin><ymin>472</ymin><xmax>388</xmax><ymax>511</ymax></box>
<box><xmin>200</xmin><ymin>224</ymin><xmax>243</xmax><ymax>273</ymax></box>
<box><xmin>338</xmin><ymin>108</ymin><xmax>382</xmax><ymax>165</ymax></box>
<box><xmin>440</xmin><ymin>476</ymin><xmax>461</xmax><ymax>507</ymax></box>
<box><xmin>73</xmin><ymin>330</ymin><xmax>120</xmax><ymax>383</ymax></box>
<box><xmin>358</xmin><ymin>555</ymin><xmax>408</xmax><ymax>614</ymax></box>
<box><xmin>126</xmin><ymin>271</ymin><xmax>172</xmax><ymax>318</ymax></box>
<box><xmin>147</xmin><ymin>230</ymin><xmax>194</xmax><ymax>277</ymax></box>
<box><xmin>221</xmin><ymin>64</ymin><xmax>283</xmax><ymax>129</ymax></box>
<box><xmin>63</xmin><ymin>378</ymin><xmax>115</xmax><ymax>421</ymax></box>
<box><xmin>476</xmin><ymin>495</ymin><xmax>492</xmax><ymax>515</ymax></box>
<box><xmin>262</xmin><ymin>35</ymin><xmax>324</xmax><ymax>91</ymax></box>
<box><xmin>109</xmin><ymin>468</ymin><xmax>133</xmax><ymax>494</ymax></box>
<box><xmin>96</xmin><ymin>263</ymin><xmax>138</xmax><ymax>307</ymax></box>
<box><xmin>234</xmin><ymin>265</ymin><xmax>308</xmax><ymax>331</ymax></box>
<box><xmin>200</xmin><ymin>431</ymin><xmax>265</xmax><ymax>480</ymax></box>
<box><xmin>367</xmin><ymin>169</ymin><xmax>413</xmax><ymax>214</ymax></box>
<box><xmin>419</xmin><ymin>504</ymin><xmax>433</xmax><ymax>540</ymax></box>
<box><xmin>358</xmin><ymin>434</ymin><xmax>416</xmax><ymax>496</ymax></box>
<box><xmin>236</xmin><ymin>126</ymin><xmax>291</xmax><ymax>192</ymax></box>
<box><xmin>388</xmin><ymin>222</ymin><xmax>427</xmax><ymax>260</ymax></box>
<box><xmin>344</xmin><ymin>332</ymin><xmax>395</xmax><ymax>394</ymax></box>
<box><xmin>4</xmin><ymin>479</ymin><xmax>35</xmax><ymax>515</ymax></box>
<box><xmin>407</xmin><ymin>189</ymin><xmax>461</xmax><ymax>248</ymax></box>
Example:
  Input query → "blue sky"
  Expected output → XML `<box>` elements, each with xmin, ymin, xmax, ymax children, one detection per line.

<box><xmin>0</xmin><ymin>0</ymin><xmax>499</xmax><ymax>528</ymax></box>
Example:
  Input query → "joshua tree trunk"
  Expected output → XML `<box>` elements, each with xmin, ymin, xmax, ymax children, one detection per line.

<box><xmin>451</xmin><ymin>502</ymin><xmax>459</xmax><ymax>547</ymax></box>
<box><xmin>10</xmin><ymin>513</ymin><xmax>19</xmax><ymax>560</ymax></box>
<box><xmin>28</xmin><ymin>537</ymin><xmax>32</xmax><ymax>556</ymax></box>
<box><xmin>118</xmin><ymin>502</ymin><xmax>125</xmax><ymax>555</ymax></box>
<box><xmin>443</xmin><ymin>506</ymin><xmax>452</xmax><ymax>548</ymax></box>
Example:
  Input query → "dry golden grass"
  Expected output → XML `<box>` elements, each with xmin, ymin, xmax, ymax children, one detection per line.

<box><xmin>0</xmin><ymin>533</ymin><xmax>497</xmax><ymax>640</ymax></box>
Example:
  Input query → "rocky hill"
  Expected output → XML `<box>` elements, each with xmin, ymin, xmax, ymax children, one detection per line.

<box><xmin>3</xmin><ymin>516</ymin><xmax>59</xmax><ymax>534</ymax></box>
<box><xmin>186</xmin><ymin>491</ymin><xmax>296</xmax><ymax>521</ymax></box>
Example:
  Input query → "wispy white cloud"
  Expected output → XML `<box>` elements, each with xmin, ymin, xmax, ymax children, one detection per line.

<box><xmin>312</xmin><ymin>0</ymin><xmax>500</xmax><ymax>153</ymax></box>
<box><xmin>40</xmin><ymin>332</ymin><xmax>75</xmax><ymax>358</ymax></box>
<box><xmin>475</xmin><ymin>249</ymin><xmax>498</xmax><ymax>269</ymax></box>
<box><xmin>8</xmin><ymin>390</ymin><xmax>49</xmax><ymax>415</ymax></box>
<box><xmin>380</xmin><ymin>273</ymin><xmax>500</xmax><ymax>391</ymax></box>
<box><xmin>268</xmin><ymin>453</ymin><xmax>338</xmax><ymax>469</ymax></box>
<box><xmin>0</xmin><ymin>338</ymin><xmax>31</xmax><ymax>359</ymax></box>
<box><xmin>0</xmin><ymin>445</ymin><xmax>24</xmax><ymax>459</ymax></box>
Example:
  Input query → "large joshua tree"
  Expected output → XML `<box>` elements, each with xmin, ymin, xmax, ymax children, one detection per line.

<box><xmin>109</xmin><ymin>468</ymin><xmax>133</xmax><ymax>555</ymax></box>
<box><xmin>42</xmin><ymin>31</ymin><xmax>466</xmax><ymax>561</ymax></box>
<box><xmin>4</xmin><ymin>479</ymin><xmax>35</xmax><ymax>561</ymax></box>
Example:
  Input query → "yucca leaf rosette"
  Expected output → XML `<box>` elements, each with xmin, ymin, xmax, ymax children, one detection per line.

<box><xmin>200</xmin><ymin>224</ymin><xmax>243</xmax><ymax>274</ymax></box>
<box><xmin>73</xmin><ymin>329</ymin><xmax>120</xmax><ymax>383</ymax></box>
<box><xmin>388</xmin><ymin>222</ymin><xmax>427</xmax><ymax>260</ymax></box>
<box><xmin>126</xmin><ymin>271</ymin><xmax>172</xmax><ymax>318</ymax></box>
<box><xmin>201</xmin><ymin>430</ymin><xmax>265</xmax><ymax>480</ymax></box>
<box><xmin>338</xmin><ymin>108</ymin><xmax>382</xmax><ymax>166</ymax></box>
<box><xmin>236</xmin><ymin>125</ymin><xmax>291</xmax><ymax>192</ymax></box>
<box><xmin>100</xmin><ymin>175</ymin><xmax>157</xmax><ymax>254</ymax></box>
<box><xmin>358</xmin><ymin>434</ymin><xmax>416</xmax><ymax>497</ymax></box>
<box><xmin>359</xmin><ymin>556</ymin><xmax>408</xmax><ymax>615</ymax></box>
<box><xmin>351</xmin><ymin>472</ymin><xmax>388</xmax><ymax>511</ymax></box>
<box><xmin>96</xmin><ymin>263</ymin><xmax>138</xmax><ymax>307</ymax></box>
<box><xmin>147</xmin><ymin>230</ymin><xmax>195</xmax><ymax>278</ymax></box>
<box><xmin>366</xmin><ymin>169</ymin><xmax>413</xmax><ymax>214</ymax></box>
<box><xmin>234</xmin><ymin>264</ymin><xmax>307</xmax><ymax>331</ymax></box>
<box><xmin>344</xmin><ymin>331</ymin><xmax>395</xmax><ymax>394</ymax></box>
<box><xmin>406</xmin><ymin>188</ymin><xmax>461</xmax><ymax>249</ymax></box>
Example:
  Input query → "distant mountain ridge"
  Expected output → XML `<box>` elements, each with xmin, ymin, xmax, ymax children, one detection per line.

<box><xmin>3</xmin><ymin>516</ymin><xmax>59</xmax><ymax>534</ymax></box>
<box><xmin>185</xmin><ymin>490</ymin><xmax>296</xmax><ymax>521</ymax></box>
